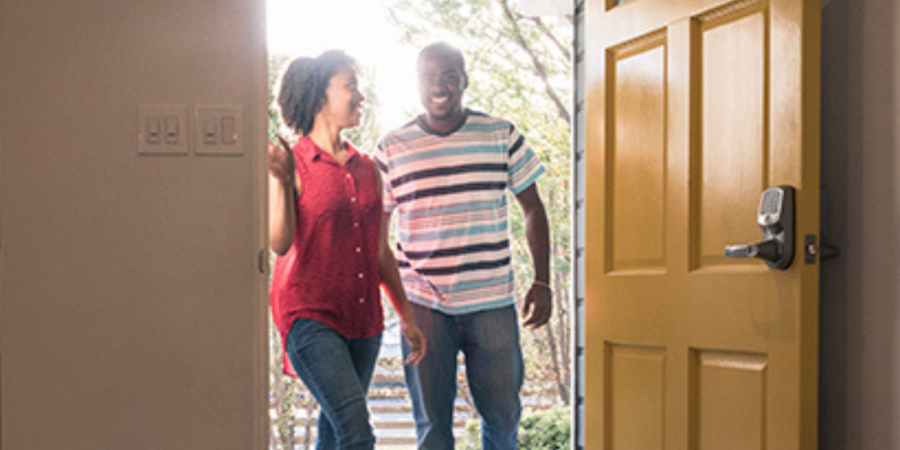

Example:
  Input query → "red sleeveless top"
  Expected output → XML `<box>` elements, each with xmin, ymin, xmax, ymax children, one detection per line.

<box><xmin>270</xmin><ymin>137</ymin><xmax>384</xmax><ymax>376</ymax></box>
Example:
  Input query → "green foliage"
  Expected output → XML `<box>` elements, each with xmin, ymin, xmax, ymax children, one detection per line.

<box><xmin>341</xmin><ymin>65</ymin><xmax>383</xmax><ymax>152</ymax></box>
<box><xmin>457</xmin><ymin>419</ymin><xmax>482</xmax><ymax>450</ymax></box>
<box><xmin>458</xmin><ymin>407</ymin><xmax>572</xmax><ymax>450</ymax></box>
<box><xmin>268</xmin><ymin>54</ymin><xmax>292</xmax><ymax>143</ymax></box>
<box><xmin>519</xmin><ymin>407</ymin><xmax>572</xmax><ymax>450</ymax></box>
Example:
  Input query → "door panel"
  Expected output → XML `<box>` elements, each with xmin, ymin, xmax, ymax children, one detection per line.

<box><xmin>690</xmin><ymin>350</ymin><xmax>768</xmax><ymax>450</ymax></box>
<box><xmin>584</xmin><ymin>0</ymin><xmax>820</xmax><ymax>449</ymax></box>
<box><xmin>695</xmin><ymin>5</ymin><xmax>768</xmax><ymax>270</ymax></box>
<box><xmin>607</xmin><ymin>343</ymin><xmax>666</xmax><ymax>450</ymax></box>
<box><xmin>609</xmin><ymin>33</ymin><xmax>667</xmax><ymax>273</ymax></box>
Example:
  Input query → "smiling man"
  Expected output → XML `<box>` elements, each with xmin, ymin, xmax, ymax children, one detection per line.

<box><xmin>373</xmin><ymin>42</ymin><xmax>552</xmax><ymax>450</ymax></box>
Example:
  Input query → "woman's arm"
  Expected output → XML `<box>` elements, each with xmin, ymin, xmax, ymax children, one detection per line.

<box><xmin>268</xmin><ymin>139</ymin><xmax>299</xmax><ymax>255</ymax></box>
<box><xmin>375</xmin><ymin>170</ymin><xmax>426</xmax><ymax>364</ymax></box>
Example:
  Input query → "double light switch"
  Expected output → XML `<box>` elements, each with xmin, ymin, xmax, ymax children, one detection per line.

<box><xmin>138</xmin><ymin>105</ymin><xmax>188</xmax><ymax>155</ymax></box>
<box><xmin>138</xmin><ymin>104</ymin><xmax>243</xmax><ymax>155</ymax></box>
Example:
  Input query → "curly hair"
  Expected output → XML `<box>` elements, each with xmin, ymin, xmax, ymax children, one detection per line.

<box><xmin>276</xmin><ymin>50</ymin><xmax>356</xmax><ymax>136</ymax></box>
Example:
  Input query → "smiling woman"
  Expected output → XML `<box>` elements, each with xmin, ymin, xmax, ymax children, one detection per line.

<box><xmin>267</xmin><ymin>47</ymin><xmax>427</xmax><ymax>449</ymax></box>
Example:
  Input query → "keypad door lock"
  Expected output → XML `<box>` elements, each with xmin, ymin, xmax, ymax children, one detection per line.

<box><xmin>724</xmin><ymin>186</ymin><xmax>795</xmax><ymax>270</ymax></box>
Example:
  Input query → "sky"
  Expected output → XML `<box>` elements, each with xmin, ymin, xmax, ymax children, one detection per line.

<box><xmin>266</xmin><ymin>0</ymin><xmax>422</xmax><ymax>130</ymax></box>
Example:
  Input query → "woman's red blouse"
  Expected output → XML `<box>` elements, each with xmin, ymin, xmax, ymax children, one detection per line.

<box><xmin>270</xmin><ymin>137</ymin><xmax>384</xmax><ymax>375</ymax></box>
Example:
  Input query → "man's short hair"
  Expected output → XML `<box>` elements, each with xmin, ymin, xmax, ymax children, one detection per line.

<box><xmin>418</xmin><ymin>42</ymin><xmax>466</xmax><ymax>73</ymax></box>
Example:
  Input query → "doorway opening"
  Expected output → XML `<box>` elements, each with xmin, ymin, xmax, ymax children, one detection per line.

<box><xmin>265</xmin><ymin>0</ymin><xmax>576</xmax><ymax>448</ymax></box>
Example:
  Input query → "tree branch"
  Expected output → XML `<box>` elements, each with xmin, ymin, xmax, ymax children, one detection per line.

<box><xmin>521</xmin><ymin>15</ymin><xmax>572</xmax><ymax>61</ymax></box>
<box><xmin>500</xmin><ymin>0</ymin><xmax>571</xmax><ymax>125</ymax></box>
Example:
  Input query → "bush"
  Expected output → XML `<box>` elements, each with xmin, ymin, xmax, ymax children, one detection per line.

<box><xmin>457</xmin><ymin>407</ymin><xmax>571</xmax><ymax>450</ymax></box>
<box><xmin>519</xmin><ymin>407</ymin><xmax>571</xmax><ymax>450</ymax></box>
<box><xmin>457</xmin><ymin>419</ymin><xmax>482</xmax><ymax>450</ymax></box>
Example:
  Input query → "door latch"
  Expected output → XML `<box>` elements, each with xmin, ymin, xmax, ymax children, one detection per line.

<box><xmin>258</xmin><ymin>249</ymin><xmax>267</xmax><ymax>274</ymax></box>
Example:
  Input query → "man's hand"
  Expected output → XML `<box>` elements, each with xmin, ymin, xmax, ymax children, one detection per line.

<box><xmin>522</xmin><ymin>283</ymin><xmax>553</xmax><ymax>328</ymax></box>
<box><xmin>401</xmin><ymin>319</ymin><xmax>427</xmax><ymax>365</ymax></box>
<box><xmin>268</xmin><ymin>136</ymin><xmax>295</xmax><ymax>185</ymax></box>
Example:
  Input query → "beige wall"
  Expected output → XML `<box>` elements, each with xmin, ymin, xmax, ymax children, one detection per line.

<box><xmin>820</xmin><ymin>0</ymin><xmax>900</xmax><ymax>448</ymax></box>
<box><xmin>0</xmin><ymin>0</ymin><xmax>268</xmax><ymax>449</ymax></box>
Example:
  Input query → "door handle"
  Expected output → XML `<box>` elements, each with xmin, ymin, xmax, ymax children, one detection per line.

<box><xmin>724</xmin><ymin>186</ymin><xmax>795</xmax><ymax>270</ymax></box>
<box><xmin>724</xmin><ymin>240</ymin><xmax>780</xmax><ymax>261</ymax></box>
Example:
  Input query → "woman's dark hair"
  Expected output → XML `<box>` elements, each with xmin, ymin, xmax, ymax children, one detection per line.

<box><xmin>276</xmin><ymin>50</ymin><xmax>356</xmax><ymax>135</ymax></box>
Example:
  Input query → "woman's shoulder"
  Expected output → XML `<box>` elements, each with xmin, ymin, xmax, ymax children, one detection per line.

<box><xmin>345</xmin><ymin>141</ymin><xmax>374</xmax><ymax>162</ymax></box>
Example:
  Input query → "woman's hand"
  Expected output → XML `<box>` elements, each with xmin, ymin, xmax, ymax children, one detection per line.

<box><xmin>268</xmin><ymin>136</ymin><xmax>295</xmax><ymax>186</ymax></box>
<box><xmin>401</xmin><ymin>319</ymin><xmax>427</xmax><ymax>365</ymax></box>
<box><xmin>268</xmin><ymin>136</ymin><xmax>297</xmax><ymax>255</ymax></box>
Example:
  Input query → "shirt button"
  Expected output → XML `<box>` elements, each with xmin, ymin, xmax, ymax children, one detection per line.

<box><xmin>346</xmin><ymin>174</ymin><xmax>352</xmax><ymax>179</ymax></box>
<box><xmin>358</xmin><ymin>273</ymin><xmax>364</xmax><ymax>279</ymax></box>
<box><xmin>356</xmin><ymin>247</ymin><xmax>361</xmax><ymax>253</ymax></box>
<box><xmin>359</xmin><ymin>297</ymin><xmax>365</xmax><ymax>303</ymax></box>
<box><xmin>351</xmin><ymin>197</ymin><xmax>357</xmax><ymax>202</ymax></box>
<box><xmin>354</xmin><ymin>222</ymin><xmax>359</xmax><ymax>228</ymax></box>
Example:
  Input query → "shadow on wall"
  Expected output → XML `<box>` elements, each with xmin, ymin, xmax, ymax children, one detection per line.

<box><xmin>820</xmin><ymin>0</ymin><xmax>898</xmax><ymax>449</ymax></box>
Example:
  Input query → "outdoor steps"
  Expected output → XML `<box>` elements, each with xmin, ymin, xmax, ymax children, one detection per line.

<box><xmin>275</xmin><ymin>365</ymin><xmax>563</xmax><ymax>448</ymax></box>
<box><xmin>286</xmin><ymin>397</ymin><xmax>470</xmax><ymax>448</ymax></box>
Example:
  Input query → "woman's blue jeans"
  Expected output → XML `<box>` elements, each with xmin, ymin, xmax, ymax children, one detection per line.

<box><xmin>286</xmin><ymin>318</ymin><xmax>382</xmax><ymax>450</ymax></box>
<box><xmin>402</xmin><ymin>304</ymin><xmax>524</xmax><ymax>450</ymax></box>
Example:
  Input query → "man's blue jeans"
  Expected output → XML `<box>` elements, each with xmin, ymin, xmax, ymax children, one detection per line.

<box><xmin>402</xmin><ymin>304</ymin><xmax>524</xmax><ymax>450</ymax></box>
<box><xmin>286</xmin><ymin>318</ymin><xmax>382</xmax><ymax>450</ymax></box>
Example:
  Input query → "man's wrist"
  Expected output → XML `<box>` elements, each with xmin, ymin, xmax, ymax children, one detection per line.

<box><xmin>532</xmin><ymin>279</ymin><xmax>552</xmax><ymax>292</ymax></box>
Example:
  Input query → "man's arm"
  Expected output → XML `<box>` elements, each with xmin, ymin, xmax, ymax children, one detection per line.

<box><xmin>514</xmin><ymin>183</ymin><xmax>552</xmax><ymax>328</ymax></box>
<box><xmin>373</xmin><ymin>162</ymin><xmax>426</xmax><ymax>364</ymax></box>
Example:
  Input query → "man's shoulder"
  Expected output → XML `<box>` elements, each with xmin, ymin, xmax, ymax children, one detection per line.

<box><xmin>385</xmin><ymin>116</ymin><xmax>420</xmax><ymax>135</ymax></box>
<box><xmin>465</xmin><ymin>110</ymin><xmax>517</xmax><ymax>133</ymax></box>
<box><xmin>377</xmin><ymin>117</ymin><xmax>424</xmax><ymax>149</ymax></box>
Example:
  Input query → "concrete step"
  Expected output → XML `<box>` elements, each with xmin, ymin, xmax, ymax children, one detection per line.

<box><xmin>290</xmin><ymin>424</ymin><xmax>467</xmax><ymax>448</ymax></box>
<box><xmin>372</xmin><ymin>372</ymin><xmax>406</xmax><ymax>384</ymax></box>
<box><xmin>372</xmin><ymin>413</ymin><xmax>467</xmax><ymax>430</ymax></box>
<box><xmin>291</xmin><ymin>435</ymin><xmax>417</xmax><ymax>448</ymax></box>
<box><xmin>368</xmin><ymin>397</ymin><xmax>473</xmax><ymax>414</ymax></box>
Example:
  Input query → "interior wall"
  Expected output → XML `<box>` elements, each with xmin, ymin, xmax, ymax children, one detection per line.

<box><xmin>819</xmin><ymin>0</ymin><xmax>900</xmax><ymax>448</ymax></box>
<box><xmin>0</xmin><ymin>0</ymin><xmax>268</xmax><ymax>449</ymax></box>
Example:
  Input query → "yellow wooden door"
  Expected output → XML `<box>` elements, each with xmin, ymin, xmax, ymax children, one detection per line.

<box><xmin>584</xmin><ymin>0</ymin><xmax>820</xmax><ymax>449</ymax></box>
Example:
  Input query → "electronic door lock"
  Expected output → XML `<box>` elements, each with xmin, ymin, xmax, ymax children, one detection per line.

<box><xmin>724</xmin><ymin>186</ymin><xmax>795</xmax><ymax>270</ymax></box>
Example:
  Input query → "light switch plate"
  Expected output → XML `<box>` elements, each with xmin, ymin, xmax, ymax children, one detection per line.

<box><xmin>193</xmin><ymin>105</ymin><xmax>243</xmax><ymax>155</ymax></box>
<box><xmin>138</xmin><ymin>105</ymin><xmax>189</xmax><ymax>155</ymax></box>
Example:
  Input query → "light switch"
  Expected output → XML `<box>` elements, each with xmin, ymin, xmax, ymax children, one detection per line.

<box><xmin>221</xmin><ymin>117</ymin><xmax>237</xmax><ymax>145</ymax></box>
<box><xmin>146</xmin><ymin>116</ymin><xmax>161</xmax><ymax>144</ymax></box>
<box><xmin>138</xmin><ymin>105</ymin><xmax>188</xmax><ymax>155</ymax></box>
<box><xmin>193</xmin><ymin>105</ymin><xmax>243</xmax><ymax>155</ymax></box>
<box><xmin>203</xmin><ymin>117</ymin><xmax>218</xmax><ymax>145</ymax></box>
<box><xmin>165</xmin><ymin>115</ymin><xmax>180</xmax><ymax>144</ymax></box>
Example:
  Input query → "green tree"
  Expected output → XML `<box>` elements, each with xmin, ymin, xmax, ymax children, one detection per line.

<box><xmin>387</xmin><ymin>0</ymin><xmax>574</xmax><ymax>411</ymax></box>
<box><xmin>342</xmin><ymin>66</ymin><xmax>383</xmax><ymax>152</ymax></box>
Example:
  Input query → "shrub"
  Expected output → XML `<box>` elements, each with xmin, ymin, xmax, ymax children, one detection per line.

<box><xmin>519</xmin><ymin>407</ymin><xmax>571</xmax><ymax>450</ymax></box>
<box><xmin>456</xmin><ymin>407</ymin><xmax>571</xmax><ymax>450</ymax></box>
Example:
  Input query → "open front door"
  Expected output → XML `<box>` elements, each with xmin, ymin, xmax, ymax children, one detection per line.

<box><xmin>584</xmin><ymin>0</ymin><xmax>820</xmax><ymax>449</ymax></box>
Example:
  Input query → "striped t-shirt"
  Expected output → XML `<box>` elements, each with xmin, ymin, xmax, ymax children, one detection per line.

<box><xmin>373</xmin><ymin>110</ymin><xmax>546</xmax><ymax>315</ymax></box>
